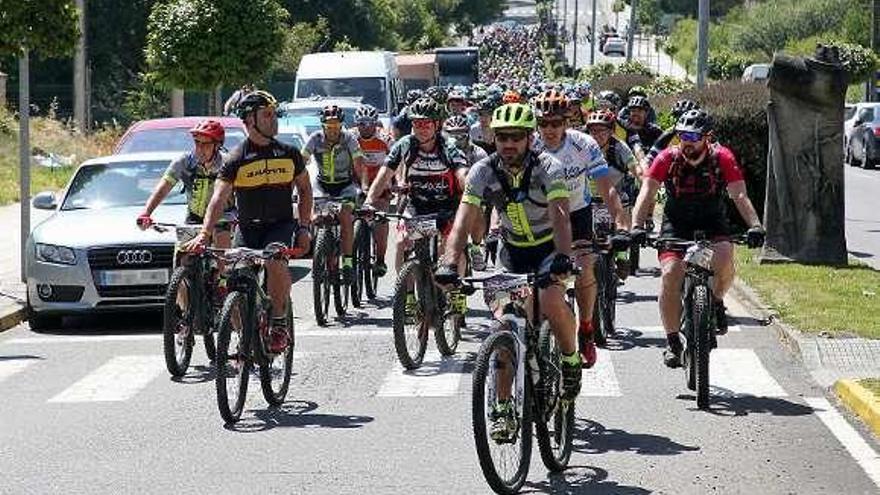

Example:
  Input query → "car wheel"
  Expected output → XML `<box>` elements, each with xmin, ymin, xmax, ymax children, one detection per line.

<box><xmin>864</xmin><ymin>143</ymin><xmax>876</xmax><ymax>170</ymax></box>
<box><xmin>845</xmin><ymin>145</ymin><xmax>854</xmax><ymax>166</ymax></box>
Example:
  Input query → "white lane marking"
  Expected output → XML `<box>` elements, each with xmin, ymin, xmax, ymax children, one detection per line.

<box><xmin>4</xmin><ymin>335</ymin><xmax>161</xmax><ymax>345</ymax></box>
<box><xmin>377</xmin><ymin>352</ymin><xmax>467</xmax><ymax>397</ymax></box>
<box><xmin>581</xmin><ymin>348</ymin><xmax>622</xmax><ymax>397</ymax></box>
<box><xmin>621</xmin><ymin>325</ymin><xmax>741</xmax><ymax>334</ymax></box>
<box><xmin>298</xmin><ymin>329</ymin><xmax>392</xmax><ymax>337</ymax></box>
<box><xmin>0</xmin><ymin>359</ymin><xmax>37</xmax><ymax>384</ymax></box>
<box><xmin>48</xmin><ymin>355</ymin><xmax>165</xmax><ymax>403</ymax></box>
<box><xmin>710</xmin><ymin>349</ymin><xmax>787</xmax><ymax>397</ymax></box>
<box><xmin>806</xmin><ymin>396</ymin><xmax>880</xmax><ymax>488</ymax></box>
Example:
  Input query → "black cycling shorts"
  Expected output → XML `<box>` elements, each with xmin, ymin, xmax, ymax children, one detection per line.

<box><xmin>499</xmin><ymin>241</ymin><xmax>555</xmax><ymax>275</ymax></box>
<box><xmin>186</xmin><ymin>212</ymin><xmax>233</xmax><ymax>232</ymax></box>
<box><xmin>235</xmin><ymin>220</ymin><xmax>296</xmax><ymax>249</ymax></box>
<box><xmin>570</xmin><ymin>206</ymin><xmax>592</xmax><ymax>242</ymax></box>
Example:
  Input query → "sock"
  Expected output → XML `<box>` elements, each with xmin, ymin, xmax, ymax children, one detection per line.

<box><xmin>579</xmin><ymin>319</ymin><xmax>593</xmax><ymax>334</ymax></box>
<box><xmin>561</xmin><ymin>351</ymin><xmax>581</xmax><ymax>366</ymax></box>
<box><xmin>666</xmin><ymin>332</ymin><xmax>682</xmax><ymax>350</ymax></box>
<box><xmin>342</xmin><ymin>255</ymin><xmax>353</xmax><ymax>268</ymax></box>
<box><xmin>271</xmin><ymin>315</ymin><xmax>286</xmax><ymax>327</ymax></box>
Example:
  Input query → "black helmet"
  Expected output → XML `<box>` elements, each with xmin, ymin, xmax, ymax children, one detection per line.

<box><xmin>426</xmin><ymin>86</ymin><xmax>448</xmax><ymax>105</ymax></box>
<box><xmin>675</xmin><ymin>109</ymin><xmax>713</xmax><ymax>134</ymax></box>
<box><xmin>236</xmin><ymin>90</ymin><xmax>277</xmax><ymax>119</ymax></box>
<box><xmin>443</xmin><ymin>114</ymin><xmax>470</xmax><ymax>133</ymax></box>
<box><xmin>597</xmin><ymin>90</ymin><xmax>622</xmax><ymax>110</ymax></box>
<box><xmin>320</xmin><ymin>104</ymin><xmax>345</xmax><ymax>123</ymax></box>
<box><xmin>628</xmin><ymin>85</ymin><xmax>648</xmax><ymax>98</ymax></box>
<box><xmin>671</xmin><ymin>99</ymin><xmax>700</xmax><ymax>119</ymax></box>
<box><xmin>406</xmin><ymin>89</ymin><xmax>424</xmax><ymax>104</ymax></box>
<box><xmin>627</xmin><ymin>95</ymin><xmax>651</xmax><ymax>110</ymax></box>
<box><xmin>408</xmin><ymin>97</ymin><xmax>443</xmax><ymax>120</ymax></box>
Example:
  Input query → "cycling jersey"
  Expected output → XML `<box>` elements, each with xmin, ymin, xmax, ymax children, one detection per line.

<box><xmin>163</xmin><ymin>151</ymin><xmax>235</xmax><ymax>221</ymax></box>
<box><xmin>646</xmin><ymin>128</ymin><xmax>679</xmax><ymax>165</ymax></box>
<box><xmin>601</xmin><ymin>137</ymin><xmax>639</xmax><ymax>207</ymax></box>
<box><xmin>384</xmin><ymin>134</ymin><xmax>467</xmax><ymax>214</ymax></box>
<box><xmin>353</xmin><ymin>128</ymin><xmax>391</xmax><ymax>183</ymax></box>
<box><xmin>462</xmin><ymin>151</ymin><xmax>568</xmax><ymax>248</ymax></box>
<box><xmin>465</xmin><ymin>143</ymin><xmax>489</xmax><ymax>167</ymax></box>
<box><xmin>304</xmin><ymin>129</ymin><xmax>363</xmax><ymax>185</ymax></box>
<box><xmin>219</xmin><ymin>138</ymin><xmax>306</xmax><ymax>224</ymax></box>
<box><xmin>469</xmin><ymin>122</ymin><xmax>495</xmax><ymax>154</ymax></box>
<box><xmin>533</xmin><ymin>129</ymin><xmax>609</xmax><ymax>211</ymax></box>
<box><xmin>648</xmin><ymin>144</ymin><xmax>744</xmax><ymax>239</ymax></box>
<box><xmin>624</xmin><ymin>122</ymin><xmax>663</xmax><ymax>150</ymax></box>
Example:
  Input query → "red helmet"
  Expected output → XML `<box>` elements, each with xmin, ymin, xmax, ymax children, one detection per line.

<box><xmin>502</xmin><ymin>89</ymin><xmax>521</xmax><ymax>104</ymax></box>
<box><xmin>189</xmin><ymin>119</ymin><xmax>225</xmax><ymax>143</ymax></box>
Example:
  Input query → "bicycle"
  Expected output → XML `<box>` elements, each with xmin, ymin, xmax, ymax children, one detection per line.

<box><xmin>645</xmin><ymin>232</ymin><xmax>752</xmax><ymax>410</ymax></box>
<box><xmin>461</xmin><ymin>269</ymin><xmax>578</xmax><ymax>494</ymax></box>
<box><xmin>352</xmin><ymin>210</ymin><xmax>387</xmax><ymax>305</ymax></box>
<box><xmin>368</xmin><ymin>210</ymin><xmax>461</xmax><ymax>369</ymax></box>
<box><xmin>311</xmin><ymin>196</ymin><xmax>353</xmax><ymax>326</ymax></box>
<box><xmin>588</xmin><ymin>199</ymin><xmax>620</xmax><ymax>347</ymax></box>
<box><xmin>211</xmin><ymin>242</ymin><xmax>304</xmax><ymax>424</ymax></box>
<box><xmin>152</xmin><ymin>223</ymin><xmax>221</xmax><ymax>377</ymax></box>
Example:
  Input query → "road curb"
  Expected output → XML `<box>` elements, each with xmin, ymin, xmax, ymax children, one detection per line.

<box><xmin>835</xmin><ymin>379</ymin><xmax>880</xmax><ymax>438</ymax></box>
<box><xmin>0</xmin><ymin>303</ymin><xmax>26</xmax><ymax>333</ymax></box>
<box><xmin>730</xmin><ymin>278</ymin><xmax>806</xmax><ymax>359</ymax></box>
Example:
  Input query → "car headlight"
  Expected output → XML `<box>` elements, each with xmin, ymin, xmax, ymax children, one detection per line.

<box><xmin>35</xmin><ymin>243</ymin><xmax>77</xmax><ymax>265</ymax></box>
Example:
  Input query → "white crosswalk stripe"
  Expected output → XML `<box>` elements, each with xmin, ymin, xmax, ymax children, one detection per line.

<box><xmin>580</xmin><ymin>348</ymin><xmax>622</xmax><ymax>397</ymax></box>
<box><xmin>48</xmin><ymin>355</ymin><xmax>166</xmax><ymax>403</ymax></box>
<box><xmin>377</xmin><ymin>352</ymin><xmax>470</xmax><ymax>397</ymax></box>
<box><xmin>0</xmin><ymin>358</ymin><xmax>38</xmax><ymax>384</ymax></box>
<box><xmin>710</xmin><ymin>349</ymin><xmax>787</xmax><ymax>397</ymax></box>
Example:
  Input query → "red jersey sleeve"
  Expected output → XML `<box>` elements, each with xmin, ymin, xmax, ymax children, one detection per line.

<box><xmin>646</xmin><ymin>147</ymin><xmax>674</xmax><ymax>182</ymax></box>
<box><xmin>714</xmin><ymin>145</ymin><xmax>745</xmax><ymax>183</ymax></box>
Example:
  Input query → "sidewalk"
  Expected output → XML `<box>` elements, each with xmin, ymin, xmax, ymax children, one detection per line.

<box><xmin>0</xmin><ymin>202</ymin><xmax>52</xmax><ymax>332</ymax></box>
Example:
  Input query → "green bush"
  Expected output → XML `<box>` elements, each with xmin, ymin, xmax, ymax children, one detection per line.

<box><xmin>707</xmin><ymin>51</ymin><xmax>754</xmax><ymax>80</ymax></box>
<box><xmin>832</xmin><ymin>42</ymin><xmax>879</xmax><ymax>83</ymax></box>
<box><xmin>579</xmin><ymin>62</ymin><xmax>617</xmax><ymax>83</ymax></box>
<box><xmin>647</xmin><ymin>75</ymin><xmax>693</xmax><ymax>96</ymax></box>
<box><xmin>617</xmin><ymin>60</ymin><xmax>655</xmax><ymax>76</ymax></box>
<box><xmin>593</xmin><ymin>74</ymin><xmax>655</xmax><ymax>100</ymax></box>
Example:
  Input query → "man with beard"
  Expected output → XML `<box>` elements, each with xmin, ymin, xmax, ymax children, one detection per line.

<box><xmin>630</xmin><ymin>110</ymin><xmax>765</xmax><ymax>368</ymax></box>
<box><xmin>622</xmin><ymin>96</ymin><xmax>663</xmax><ymax>162</ymax></box>
<box><xmin>435</xmin><ymin>103</ymin><xmax>581</xmax><ymax>442</ymax></box>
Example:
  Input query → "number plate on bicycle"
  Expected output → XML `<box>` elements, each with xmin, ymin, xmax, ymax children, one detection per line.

<box><xmin>483</xmin><ymin>275</ymin><xmax>531</xmax><ymax>312</ymax></box>
<box><xmin>684</xmin><ymin>245</ymin><xmax>714</xmax><ymax>270</ymax></box>
<box><xmin>175</xmin><ymin>225</ymin><xmax>201</xmax><ymax>243</ymax></box>
<box><xmin>315</xmin><ymin>200</ymin><xmax>341</xmax><ymax>217</ymax></box>
<box><xmin>403</xmin><ymin>218</ymin><xmax>438</xmax><ymax>240</ymax></box>
<box><xmin>591</xmin><ymin>203</ymin><xmax>614</xmax><ymax>238</ymax></box>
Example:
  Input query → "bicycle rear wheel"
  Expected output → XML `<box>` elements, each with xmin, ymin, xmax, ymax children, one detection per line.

<box><xmin>215</xmin><ymin>291</ymin><xmax>250</xmax><ymax>424</ymax></box>
<box><xmin>692</xmin><ymin>284</ymin><xmax>712</xmax><ymax>410</ymax></box>
<box><xmin>435</xmin><ymin>306</ymin><xmax>463</xmax><ymax>356</ymax></box>
<box><xmin>260</xmin><ymin>296</ymin><xmax>295</xmax><ymax>406</ymax></box>
<box><xmin>163</xmin><ymin>266</ymin><xmax>195</xmax><ymax>377</ymax></box>
<box><xmin>391</xmin><ymin>260</ymin><xmax>429</xmax><ymax>369</ymax></box>
<box><xmin>472</xmin><ymin>330</ymin><xmax>532</xmax><ymax>494</ymax></box>
<box><xmin>352</xmin><ymin>219</ymin><xmax>370</xmax><ymax>307</ymax></box>
<box><xmin>312</xmin><ymin>229</ymin><xmax>332</xmax><ymax>326</ymax></box>
<box><xmin>331</xmin><ymin>230</ymin><xmax>348</xmax><ymax>317</ymax></box>
<box><xmin>535</xmin><ymin>322</ymin><xmax>574</xmax><ymax>472</ymax></box>
<box><xmin>592</xmin><ymin>254</ymin><xmax>610</xmax><ymax>347</ymax></box>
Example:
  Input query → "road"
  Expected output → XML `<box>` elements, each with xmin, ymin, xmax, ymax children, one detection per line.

<box><xmin>2</xmin><ymin>246</ymin><xmax>880</xmax><ymax>494</ymax></box>
<box><xmin>845</xmin><ymin>165</ymin><xmax>880</xmax><ymax>270</ymax></box>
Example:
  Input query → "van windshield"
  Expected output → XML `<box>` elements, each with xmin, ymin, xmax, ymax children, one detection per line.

<box><xmin>297</xmin><ymin>78</ymin><xmax>387</xmax><ymax>113</ymax></box>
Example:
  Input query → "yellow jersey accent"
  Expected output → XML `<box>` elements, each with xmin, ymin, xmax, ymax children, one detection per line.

<box><xmin>233</xmin><ymin>158</ymin><xmax>295</xmax><ymax>189</ymax></box>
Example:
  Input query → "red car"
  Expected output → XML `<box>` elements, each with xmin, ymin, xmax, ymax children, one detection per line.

<box><xmin>114</xmin><ymin>117</ymin><xmax>247</xmax><ymax>154</ymax></box>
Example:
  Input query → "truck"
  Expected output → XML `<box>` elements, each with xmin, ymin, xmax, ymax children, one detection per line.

<box><xmin>395</xmin><ymin>53</ymin><xmax>438</xmax><ymax>93</ymax></box>
<box><xmin>433</xmin><ymin>47</ymin><xmax>480</xmax><ymax>86</ymax></box>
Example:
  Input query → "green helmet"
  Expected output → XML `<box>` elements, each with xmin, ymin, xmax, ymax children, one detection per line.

<box><xmin>490</xmin><ymin>103</ymin><xmax>537</xmax><ymax>130</ymax></box>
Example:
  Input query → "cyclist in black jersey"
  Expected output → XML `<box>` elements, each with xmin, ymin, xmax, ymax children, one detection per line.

<box><xmin>186</xmin><ymin>90</ymin><xmax>313</xmax><ymax>353</ymax></box>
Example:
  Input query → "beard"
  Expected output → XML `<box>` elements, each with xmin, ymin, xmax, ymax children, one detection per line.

<box><xmin>682</xmin><ymin>144</ymin><xmax>707</xmax><ymax>162</ymax></box>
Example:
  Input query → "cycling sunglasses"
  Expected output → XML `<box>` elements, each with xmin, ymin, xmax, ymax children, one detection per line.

<box><xmin>495</xmin><ymin>131</ymin><xmax>529</xmax><ymax>143</ymax></box>
<box><xmin>538</xmin><ymin>119</ymin><xmax>566</xmax><ymax>129</ymax></box>
<box><xmin>678</xmin><ymin>131</ymin><xmax>703</xmax><ymax>143</ymax></box>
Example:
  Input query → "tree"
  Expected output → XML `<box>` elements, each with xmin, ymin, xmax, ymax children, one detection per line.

<box><xmin>0</xmin><ymin>0</ymin><xmax>80</xmax><ymax>58</ymax></box>
<box><xmin>272</xmin><ymin>18</ymin><xmax>330</xmax><ymax>78</ymax></box>
<box><xmin>146</xmin><ymin>0</ymin><xmax>288</xmax><ymax>90</ymax></box>
<box><xmin>612</xmin><ymin>0</ymin><xmax>626</xmax><ymax>26</ymax></box>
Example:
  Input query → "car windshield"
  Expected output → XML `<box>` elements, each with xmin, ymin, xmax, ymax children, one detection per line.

<box><xmin>297</xmin><ymin>77</ymin><xmax>386</xmax><ymax>112</ymax></box>
<box><xmin>117</xmin><ymin>127</ymin><xmax>246</xmax><ymax>153</ymax></box>
<box><xmin>282</xmin><ymin>106</ymin><xmax>357</xmax><ymax>128</ymax></box>
<box><xmin>61</xmin><ymin>160</ymin><xmax>185</xmax><ymax>211</ymax></box>
<box><xmin>276</xmin><ymin>132</ymin><xmax>304</xmax><ymax>149</ymax></box>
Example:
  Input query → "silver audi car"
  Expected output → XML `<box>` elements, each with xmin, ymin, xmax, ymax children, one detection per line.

<box><xmin>25</xmin><ymin>152</ymin><xmax>187</xmax><ymax>329</ymax></box>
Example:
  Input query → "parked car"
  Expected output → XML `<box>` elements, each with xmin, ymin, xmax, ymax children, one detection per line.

<box><xmin>844</xmin><ymin>102</ymin><xmax>880</xmax><ymax>150</ymax></box>
<box><xmin>26</xmin><ymin>152</ymin><xmax>185</xmax><ymax>329</ymax></box>
<box><xmin>280</xmin><ymin>98</ymin><xmax>362</xmax><ymax>129</ymax></box>
<box><xmin>114</xmin><ymin>117</ymin><xmax>246</xmax><ymax>154</ymax></box>
<box><xmin>741</xmin><ymin>63</ymin><xmax>771</xmax><ymax>83</ymax></box>
<box><xmin>846</xmin><ymin>104</ymin><xmax>880</xmax><ymax>169</ymax></box>
<box><xmin>602</xmin><ymin>37</ymin><xmax>627</xmax><ymax>57</ymax></box>
<box><xmin>276</xmin><ymin>120</ymin><xmax>310</xmax><ymax>150</ymax></box>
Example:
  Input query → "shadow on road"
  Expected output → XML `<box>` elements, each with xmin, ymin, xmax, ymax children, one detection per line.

<box><xmin>229</xmin><ymin>400</ymin><xmax>374</xmax><ymax>433</ymax></box>
<box><xmin>170</xmin><ymin>364</ymin><xmax>214</xmax><ymax>384</ymax></box>
<box><xmin>617</xmin><ymin>291</ymin><xmax>659</xmax><ymax>304</ymax></box>
<box><xmin>573</xmin><ymin>418</ymin><xmax>700</xmax><ymax>456</ymax></box>
<box><xmin>605</xmin><ymin>329</ymin><xmax>666</xmax><ymax>351</ymax></box>
<box><xmin>29</xmin><ymin>310</ymin><xmax>162</xmax><ymax>336</ymax></box>
<box><xmin>0</xmin><ymin>354</ymin><xmax>44</xmax><ymax>362</ymax></box>
<box><xmin>524</xmin><ymin>465</ymin><xmax>652</xmax><ymax>494</ymax></box>
<box><xmin>675</xmin><ymin>391</ymin><xmax>816</xmax><ymax>417</ymax></box>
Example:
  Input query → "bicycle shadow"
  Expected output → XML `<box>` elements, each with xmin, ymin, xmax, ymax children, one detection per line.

<box><xmin>170</xmin><ymin>364</ymin><xmax>214</xmax><ymax>384</ymax></box>
<box><xmin>616</xmin><ymin>290</ymin><xmax>659</xmax><ymax>304</ymax></box>
<box><xmin>573</xmin><ymin>418</ymin><xmax>700</xmax><ymax>457</ymax></box>
<box><xmin>228</xmin><ymin>400</ymin><xmax>374</xmax><ymax>433</ymax></box>
<box><xmin>604</xmin><ymin>328</ymin><xmax>667</xmax><ymax>351</ymax></box>
<box><xmin>676</xmin><ymin>389</ymin><xmax>816</xmax><ymax>417</ymax></box>
<box><xmin>523</xmin><ymin>465</ymin><xmax>652</xmax><ymax>494</ymax></box>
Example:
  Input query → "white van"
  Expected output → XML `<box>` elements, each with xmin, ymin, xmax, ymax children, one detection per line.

<box><xmin>295</xmin><ymin>51</ymin><xmax>403</xmax><ymax>124</ymax></box>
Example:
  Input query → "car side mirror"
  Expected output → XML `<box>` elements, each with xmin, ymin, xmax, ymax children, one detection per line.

<box><xmin>32</xmin><ymin>191</ymin><xmax>57</xmax><ymax>210</ymax></box>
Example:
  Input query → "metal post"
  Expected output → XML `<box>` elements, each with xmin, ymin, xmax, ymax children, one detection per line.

<box><xmin>696</xmin><ymin>0</ymin><xmax>710</xmax><ymax>88</ymax></box>
<box><xmin>626</xmin><ymin>0</ymin><xmax>637</xmax><ymax>61</ymax></box>
<box><xmin>73</xmin><ymin>0</ymin><xmax>87</xmax><ymax>131</ymax></box>
<box><xmin>871</xmin><ymin>0</ymin><xmax>880</xmax><ymax>101</ymax></box>
<box><xmin>19</xmin><ymin>50</ymin><xmax>30</xmax><ymax>283</ymax></box>
<box><xmin>563</xmin><ymin>0</ymin><xmax>568</xmax><ymax>54</ymax></box>
<box><xmin>573</xmin><ymin>0</ymin><xmax>578</xmax><ymax>68</ymax></box>
<box><xmin>590</xmin><ymin>0</ymin><xmax>597</xmax><ymax>65</ymax></box>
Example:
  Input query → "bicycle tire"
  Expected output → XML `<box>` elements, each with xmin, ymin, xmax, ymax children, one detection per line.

<box><xmin>604</xmin><ymin>256</ymin><xmax>617</xmax><ymax>336</ymax></box>
<box><xmin>163</xmin><ymin>265</ymin><xmax>195</xmax><ymax>377</ymax></box>
<box><xmin>203</xmin><ymin>334</ymin><xmax>216</xmax><ymax>362</ymax></box>
<box><xmin>472</xmin><ymin>330</ymin><xmax>532</xmax><ymax>494</ymax></box>
<box><xmin>215</xmin><ymin>291</ymin><xmax>250</xmax><ymax>424</ymax></box>
<box><xmin>260</xmin><ymin>296</ymin><xmax>294</xmax><ymax>406</ymax></box>
<box><xmin>312</xmin><ymin>228</ymin><xmax>332</xmax><ymax>326</ymax></box>
<box><xmin>392</xmin><ymin>259</ymin><xmax>429</xmax><ymax>369</ymax></box>
<box><xmin>692</xmin><ymin>284</ymin><xmax>712</xmax><ymax>410</ymax></box>
<box><xmin>351</xmin><ymin>219</ymin><xmax>368</xmax><ymax>308</ymax></box>
<box><xmin>592</xmin><ymin>254</ymin><xmax>609</xmax><ymax>347</ymax></box>
<box><xmin>629</xmin><ymin>243</ymin><xmax>640</xmax><ymax>276</ymax></box>
<box><xmin>331</xmin><ymin>230</ymin><xmax>348</xmax><ymax>318</ymax></box>
<box><xmin>535</xmin><ymin>322</ymin><xmax>574</xmax><ymax>472</ymax></box>
<box><xmin>434</xmin><ymin>305</ymin><xmax>462</xmax><ymax>357</ymax></box>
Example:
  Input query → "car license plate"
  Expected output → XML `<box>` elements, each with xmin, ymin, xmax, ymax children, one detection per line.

<box><xmin>97</xmin><ymin>269</ymin><xmax>169</xmax><ymax>286</ymax></box>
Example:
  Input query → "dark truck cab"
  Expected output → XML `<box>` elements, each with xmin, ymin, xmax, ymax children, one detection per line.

<box><xmin>433</xmin><ymin>47</ymin><xmax>479</xmax><ymax>86</ymax></box>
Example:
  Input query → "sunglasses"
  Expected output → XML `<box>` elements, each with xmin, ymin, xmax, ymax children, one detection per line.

<box><xmin>538</xmin><ymin>119</ymin><xmax>566</xmax><ymax>129</ymax></box>
<box><xmin>193</xmin><ymin>139</ymin><xmax>216</xmax><ymax>145</ymax></box>
<box><xmin>412</xmin><ymin>119</ymin><xmax>435</xmax><ymax>128</ymax></box>
<box><xmin>495</xmin><ymin>132</ymin><xmax>529</xmax><ymax>143</ymax></box>
<box><xmin>678</xmin><ymin>131</ymin><xmax>703</xmax><ymax>143</ymax></box>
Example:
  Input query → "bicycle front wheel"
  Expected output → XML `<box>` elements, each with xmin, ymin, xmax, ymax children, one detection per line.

<box><xmin>472</xmin><ymin>330</ymin><xmax>532</xmax><ymax>494</ymax></box>
<box><xmin>592</xmin><ymin>254</ymin><xmax>610</xmax><ymax>347</ymax></box>
<box><xmin>312</xmin><ymin>229</ymin><xmax>333</xmax><ymax>326</ymax></box>
<box><xmin>215</xmin><ymin>292</ymin><xmax>250</xmax><ymax>425</ymax></box>
<box><xmin>535</xmin><ymin>322</ymin><xmax>574</xmax><ymax>472</ymax></box>
<box><xmin>352</xmin><ymin>219</ymin><xmax>369</xmax><ymax>307</ymax></box>
<box><xmin>391</xmin><ymin>260</ymin><xmax>429</xmax><ymax>369</ymax></box>
<box><xmin>163</xmin><ymin>265</ymin><xmax>195</xmax><ymax>377</ymax></box>
<box><xmin>692</xmin><ymin>284</ymin><xmax>713</xmax><ymax>410</ymax></box>
<box><xmin>260</xmin><ymin>296</ymin><xmax>294</xmax><ymax>406</ymax></box>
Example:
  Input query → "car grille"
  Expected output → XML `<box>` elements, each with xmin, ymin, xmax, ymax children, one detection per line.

<box><xmin>39</xmin><ymin>285</ymin><xmax>85</xmax><ymax>303</ymax></box>
<box><xmin>88</xmin><ymin>245</ymin><xmax>174</xmax><ymax>298</ymax></box>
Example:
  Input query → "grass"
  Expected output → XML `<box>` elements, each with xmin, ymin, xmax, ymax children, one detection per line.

<box><xmin>859</xmin><ymin>379</ymin><xmax>880</xmax><ymax>397</ymax></box>
<box><xmin>0</xmin><ymin>107</ymin><xmax>120</xmax><ymax>205</ymax></box>
<box><xmin>735</xmin><ymin>246</ymin><xmax>880</xmax><ymax>339</ymax></box>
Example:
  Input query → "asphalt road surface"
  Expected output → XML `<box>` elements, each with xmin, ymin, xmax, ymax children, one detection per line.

<box><xmin>2</xmin><ymin>245</ymin><xmax>880</xmax><ymax>494</ymax></box>
<box><xmin>845</xmin><ymin>165</ymin><xmax>880</xmax><ymax>270</ymax></box>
